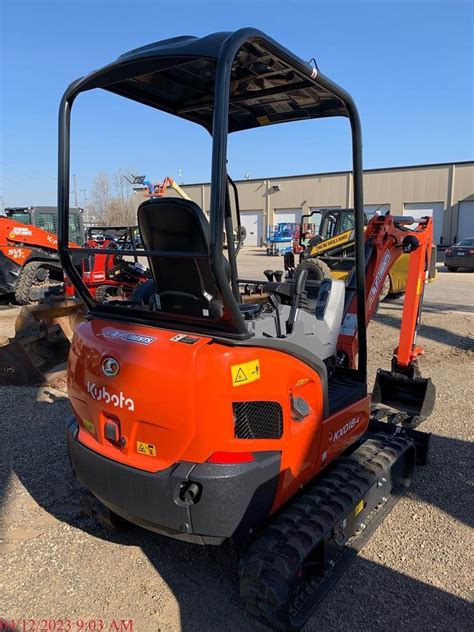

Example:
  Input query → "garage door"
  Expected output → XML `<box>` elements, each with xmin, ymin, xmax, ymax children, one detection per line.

<box><xmin>274</xmin><ymin>208</ymin><xmax>302</xmax><ymax>225</ymax></box>
<box><xmin>240</xmin><ymin>210</ymin><xmax>264</xmax><ymax>247</ymax></box>
<box><xmin>403</xmin><ymin>202</ymin><xmax>444</xmax><ymax>244</ymax></box>
<box><xmin>457</xmin><ymin>201</ymin><xmax>474</xmax><ymax>242</ymax></box>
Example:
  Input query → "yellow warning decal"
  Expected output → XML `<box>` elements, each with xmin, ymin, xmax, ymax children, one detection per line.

<box><xmin>295</xmin><ymin>378</ymin><xmax>309</xmax><ymax>387</ymax></box>
<box><xmin>417</xmin><ymin>278</ymin><xmax>423</xmax><ymax>295</ymax></box>
<box><xmin>231</xmin><ymin>359</ymin><xmax>260</xmax><ymax>387</ymax></box>
<box><xmin>137</xmin><ymin>441</ymin><xmax>156</xmax><ymax>456</ymax></box>
<box><xmin>355</xmin><ymin>500</ymin><xmax>364</xmax><ymax>516</ymax></box>
<box><xmin>82</xmin><ymin>418</ymin><xmax>96</xmax><ymax>436</ymax></box>
<box><xmin>257</xmin><ymin>115</ymin><xmax>270</xmax><ymax>125</ymax></box>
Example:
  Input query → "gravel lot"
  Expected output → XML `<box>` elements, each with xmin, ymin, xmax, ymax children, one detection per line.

<box><xmin>1</xmin><ymin>250</ymin><xmax>473</xmax><ymax>631</ymax></box>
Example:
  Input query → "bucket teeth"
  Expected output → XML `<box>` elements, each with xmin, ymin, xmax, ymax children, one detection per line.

<box><xmin>371</xmin><ymin>368</ymin><xmax>435</xmax><ymax>427</ymax></box>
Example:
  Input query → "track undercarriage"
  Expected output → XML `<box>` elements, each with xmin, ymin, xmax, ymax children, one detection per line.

<box><xmin>239</xmin><ymin>420</ymin><xmax>428</xmax><ymax>630</ymax></box>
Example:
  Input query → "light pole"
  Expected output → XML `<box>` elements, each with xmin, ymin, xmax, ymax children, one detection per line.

<box><xmin>80</xmin><ymin>189</ymin><xmax>87</xmax><ymax>224</ymax></box>
<box><xmin>73</xmin><ymin>174</ymin><xmax>78</xmax><ymax>207</ymax></box>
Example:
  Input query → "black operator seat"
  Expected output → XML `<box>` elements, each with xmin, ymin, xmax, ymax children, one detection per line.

<box><xmin>137</xmin><ymin>197</ymin><xmax>245</xmax><ymax>320</ymax></box>
<box><xmin>138</xmin><ymin>197</ymin><xmax>225</xmax><ymax>318</ymax></box>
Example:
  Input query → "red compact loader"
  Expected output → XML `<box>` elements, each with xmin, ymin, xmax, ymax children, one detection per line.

<box><xmin>58</xmin><ymin>30</ymin><xmax>435</xmax><ymax>630</ymax></box>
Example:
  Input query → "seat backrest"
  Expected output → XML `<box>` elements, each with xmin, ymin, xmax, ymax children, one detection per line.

<box><xmin>137</xmin><ymin>197</ymin><xmax>220</xmax><ymax>318</ymax></box>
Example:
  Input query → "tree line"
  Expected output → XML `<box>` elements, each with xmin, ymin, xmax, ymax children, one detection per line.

<box><xmin>87</xmin><ymin>169</ymin><xmax>141</xmax><ymax>226</ymax></box>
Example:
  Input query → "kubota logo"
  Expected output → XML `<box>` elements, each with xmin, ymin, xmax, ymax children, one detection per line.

<box><xmin>102</xmin><ymin>357</ymin><xmax>120</xmax><ymax>377</ymax></box>
<box><xmin>329</xmin><ymin>416</ymin><xmax>360</xmax><ymax>443</ymax></box>
<box><xmin>47</xmin><ymin>234</ymin><xmax>58</xmax><ymax>245</ymax></box>
<box><xmin>87</xmin><ymin>382</ymin><xmax>134</xmax><ymax>411</ymax></box>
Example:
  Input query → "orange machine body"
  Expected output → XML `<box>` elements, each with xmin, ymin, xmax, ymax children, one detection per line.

<box><xmin>0</xmin><ymin>216</ymin><xmax>79</xmax><ymax>252</ymax></box>
<box><xmin>0</xmin><ymin>217</ymin><xmax>80</xmax><ymax>296</ymax></box>
<box><xmin>68</xmin><ymin>318</ymin><xmax>370</xmax><ymax>514</ymax></box>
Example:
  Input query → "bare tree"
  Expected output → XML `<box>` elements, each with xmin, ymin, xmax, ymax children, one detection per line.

<box><xmin>88</xmin><ymin>169</ymin><xmax>139</xmax><ymax>226</ymax></box>
<box><xmin>89</xmin><ymin>173</ymin><xmax>111</xmax><ymax>223</ymax></box>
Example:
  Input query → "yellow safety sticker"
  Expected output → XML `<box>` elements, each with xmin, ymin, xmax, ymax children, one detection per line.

<box><xmin>417</xmin><ymin>278</ymin><xmax>423</xmax><ymax>295</ymax></box>
<box><xmin>82</xmin><ymin>418</ymin><xmax>96</xmax><ymax>436</ymax></box>
<box><xmin>257</xmin><ymin>115</ymin><xmax>270</xmax><ymax>125</ymax></box>
<box><xmin>295</xmin><ymin>378</ymin><xmax>309</xmax><ymax>387</ymax></box>
<box><xmin>137</xmin><ymin>441</ymin><xmax>156</xmax><ymax>456</ymax></box>
<box><xmin>231</xmin><ymin>359</ymin><xmax>260</xmax><ymax>387</ymax></box>
<box><xmin>355</xmin><ymin>500</ymin><xmax>364</xmax><ymax>516</ymax></box>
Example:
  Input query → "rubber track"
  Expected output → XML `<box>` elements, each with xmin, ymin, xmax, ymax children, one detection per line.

<box><xmin>14</xmin><ymin>260</ymin><xmax>54</xmax><ymax>305</ymax></box>
<box><xmin>239</xmin><ymin>433</ymin><xmax>413</xmax><ymax>631</ymax></box>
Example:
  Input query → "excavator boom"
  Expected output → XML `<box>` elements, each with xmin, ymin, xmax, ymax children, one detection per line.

<box><xmin>337</xmin><ymin>212</ymin><xmax>435</xmax><ymax>425</ymax></box>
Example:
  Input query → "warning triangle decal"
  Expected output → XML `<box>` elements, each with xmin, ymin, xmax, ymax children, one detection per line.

<box><xmin>234</xmin><ymin>367</ymin><xmax>248</xmax><ymax>383</ymax></box>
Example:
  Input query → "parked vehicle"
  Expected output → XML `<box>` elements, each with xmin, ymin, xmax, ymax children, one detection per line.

<box><xmin>444</xmin><ymin>238</ymin><xmax>474</xmax><ymax>271</ymax></box>
<box><xmin>286</xmin><ymin>207</ymin><xmax>436</xmax><ymax>299</ymax></box>
<box><xmin>0</xmin><ymin>209</ymin><xmax>83</xmax><ymax>303</ymax></box>
<box><xmin>4</xmin><ymin>206</ymin><xmax>84</xmax><ymax>244</ymax></box>
<box><xmin>266</xmin><ymin>222</ymin><xmax>298</xmax><ymax>255</ymax></box>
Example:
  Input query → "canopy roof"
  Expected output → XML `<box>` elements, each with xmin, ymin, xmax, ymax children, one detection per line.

<box><xmin>72</xmin><ymin>29</ymin><xmax>350</xmax><ymax>133</ymax></box>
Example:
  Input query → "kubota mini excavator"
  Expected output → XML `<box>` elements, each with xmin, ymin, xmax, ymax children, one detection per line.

<box><xmin>58</xmin><ymin>30</ymin><xmax>436</xmax><ymax>630</ymax></box>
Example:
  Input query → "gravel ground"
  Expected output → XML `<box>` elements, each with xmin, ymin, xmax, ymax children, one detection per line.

<box><xmin>1</xmin><ymin>251</ymin><xmax>473</xmax><ymax>631</ymax></box>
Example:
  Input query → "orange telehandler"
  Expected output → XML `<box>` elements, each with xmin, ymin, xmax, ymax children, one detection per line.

<box><xmin>58</xmin><ymin>30</ymin><xmax>435</xmax><ymax>630</ymax></box>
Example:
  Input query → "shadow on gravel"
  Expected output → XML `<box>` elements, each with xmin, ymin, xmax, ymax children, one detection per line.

<box><xmin>0</xmin><ymin>388</ymin><xmax>472</xmax><ymax>631</ymax></box>
<box><xmin>382</xmin><ymin>299</ymin><xmax>474</xmax><ymax>314</ymax></box>
<box><xmin>373</xmin><ymin>311</ymin><xmax>474</xmax><ymax>351</ymax></box>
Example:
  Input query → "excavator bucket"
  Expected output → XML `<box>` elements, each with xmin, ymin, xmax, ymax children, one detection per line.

<box><xmin>372</xmin><ymin>368</ymin><xmax>436</xmax><ymax>427</ymax></box>
<box><xmin>0</xmin><ymin>299</ymin><xmax>85</xmax><ymax>388</ymax></box>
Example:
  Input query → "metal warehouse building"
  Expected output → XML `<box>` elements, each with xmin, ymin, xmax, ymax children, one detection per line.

<box><xmin>177</xmin><ymin>161</ymin><xmax>474</xmax><ymax>247</ymax></box>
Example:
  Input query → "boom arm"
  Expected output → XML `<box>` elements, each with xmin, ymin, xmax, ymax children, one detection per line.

<box><xmin>0</xmin><ymin>217</ymin><xmax>79</xmax><ymax>250</ymax></box>
<box><xmin>141</xmin><ymin>176</ymin><xmax>191</xmax><ymax>201</ymax></box>
<box><xmin>337</xmin><ymin>213</ymin><xmax>434</xmax><ymax>371</ymax></box>
<box><xmin>166</xmin><ymin>178</ymin><xmax>191</xmax><ymax>201</ymax></box>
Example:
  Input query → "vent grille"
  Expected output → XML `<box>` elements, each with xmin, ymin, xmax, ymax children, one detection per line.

<box><xmin>233</xmin><ymin>401</ymin><xmax>283</xmax><ymax>439</ymax></box>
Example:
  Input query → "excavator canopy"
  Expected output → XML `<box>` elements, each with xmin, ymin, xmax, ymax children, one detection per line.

<box><xmin>68</xmin><ymin>31</ymin><xmax>350</xmax><ymax>132</ymax></box>
<box><xmin>58</xmin><ymin>28</ymin><xmax>367</xmax><ymax>376</ymax></box>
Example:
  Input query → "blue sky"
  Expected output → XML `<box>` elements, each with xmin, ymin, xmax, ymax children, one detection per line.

<box><xmin>1</xmin><ymin>0</ymin><xmax>473</xmax><ymax>208</ymax></box>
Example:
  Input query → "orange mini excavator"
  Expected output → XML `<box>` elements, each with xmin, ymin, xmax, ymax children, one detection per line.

<box><xmin>58</xmin><ymin>30</ymin><xmax>436</xmax><ymax>630</ymax></box>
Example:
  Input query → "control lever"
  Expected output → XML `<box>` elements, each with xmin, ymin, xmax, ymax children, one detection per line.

<box><xmin>286</xmin><ymin>267</ymin><xmax>308</xmax><ymax>333</ymax></box>
<box><xmin>274</xmin><ymin>270</ymin><xmax>283</xmax><ymax>283</ymax></box>
<box><xmin>268</xmin><ymin>293</ymin><xmax>283</xmax><ymax>338</ymax></box>
<box><xmin>264</xmin><ymin>269</ymin><xmax>274</xmax><ymax>282</ymax></box>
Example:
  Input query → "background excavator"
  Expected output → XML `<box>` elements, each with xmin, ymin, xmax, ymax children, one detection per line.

<box><xmin>57</xmin><ymin>29</ymin><xmax>436</xmax><ymax>631</ymax></box>
<box><xmin>285</xmin><ymin>206</ymin><xmax>437</xmax><ymax>301</ymax></box>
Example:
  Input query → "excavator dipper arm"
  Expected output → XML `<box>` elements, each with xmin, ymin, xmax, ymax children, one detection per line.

<box><xmin>337</xmin><ymin>213</ymin><xmax>435</xmax><ymax>426</ymax></box>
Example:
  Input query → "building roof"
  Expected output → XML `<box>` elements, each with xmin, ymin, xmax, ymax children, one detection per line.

<box><xmin>178</xmin><ymin>160</ymin><xmax>474</xmax><ymax>188</ymax></box>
